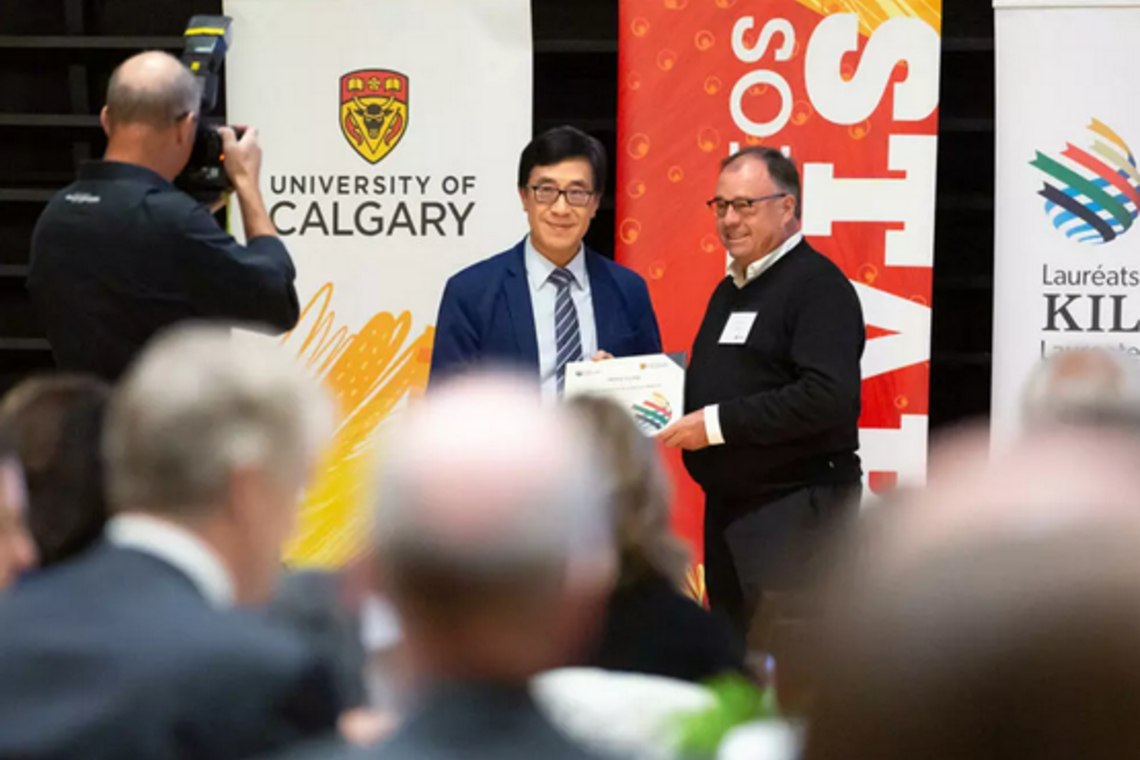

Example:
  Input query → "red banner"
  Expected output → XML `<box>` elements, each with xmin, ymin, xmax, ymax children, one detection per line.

<box><xmin>617</xmin><ymin>0</ymin><xmax>942</xmax><ymax>593</ymax></box>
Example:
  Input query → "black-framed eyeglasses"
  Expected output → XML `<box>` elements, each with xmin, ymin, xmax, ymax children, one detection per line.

<box><xmin>705</xmin><ymin>193</ymin><xmax>788</xmax><ymax>218</ymax></box>
<box><xmin>529</xmin><ymin>185</ymin><xmax>595</xmax><ymax>207</ymax></box>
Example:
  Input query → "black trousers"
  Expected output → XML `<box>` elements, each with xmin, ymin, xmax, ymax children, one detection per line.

<box><xmin>704</xmin><ymin>482</ymin><xmax>861</xmax><ymax>647</ymax></box>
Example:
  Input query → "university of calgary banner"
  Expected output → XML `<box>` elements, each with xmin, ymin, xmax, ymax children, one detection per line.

<box><xmin>223</xmin><ymin>0</ymin><xmax>532</xmax><ymax>565</ymax></box>
<box><xmin>617</xmin><ymin>1</ymin><xmax>941</xmax><ymax>580</ymax></box>
<box><xmin>992</xmin><ymin>1</ymin><xmax>1140</xmax><ymax>440</ymax></box>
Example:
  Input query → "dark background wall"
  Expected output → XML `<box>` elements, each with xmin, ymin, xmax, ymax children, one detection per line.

<box><xmin>0</xmin><ymin>0</ymin><xmax>994</xmax><ymax>432</ymax></box>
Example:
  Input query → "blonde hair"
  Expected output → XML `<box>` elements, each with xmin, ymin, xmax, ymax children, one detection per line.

<box><xmin>566</xmin><ymin>395</ymin><xmax>689</xmax><ymax>588</ymax></box>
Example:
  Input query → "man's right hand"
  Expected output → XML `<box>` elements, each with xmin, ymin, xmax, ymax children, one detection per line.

<box><xmin>219</xmin><ymin>126</ymin><xmax>262</xmax><ymax>189</ymax></box>
<box><xmin>218</xmin><ymin>126</ymin><xmax>277</xmax><ymax>239</ymax></box>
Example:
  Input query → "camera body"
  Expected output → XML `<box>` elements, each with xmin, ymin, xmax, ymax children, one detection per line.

<box><xmin>175</xmin><ymin>16</ymin><xmax>237</xmax><ymax>203</ymax></box>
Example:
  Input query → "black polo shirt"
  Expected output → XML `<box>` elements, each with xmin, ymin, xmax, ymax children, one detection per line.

<box><xmin>27</xmin><ymin>161</ymin><xmax>300</xmax><ymax>381</ymax></box>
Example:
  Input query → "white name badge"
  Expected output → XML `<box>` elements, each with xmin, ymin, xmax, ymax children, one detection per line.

<box><xmin>719</xmin><ymin>312</ymin><xmax>758</xmax><ymax>345</ymax></box>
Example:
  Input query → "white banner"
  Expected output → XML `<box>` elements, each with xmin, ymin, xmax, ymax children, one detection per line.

<box><xmin>224</xmin><ymin>0</ymin><xmax>532</xmax><ymax>564</ymax></box>
<box><xmin>993</xmin><ymin>1</ymin><xmax>1140</xmax><ymax>440</ymax></box>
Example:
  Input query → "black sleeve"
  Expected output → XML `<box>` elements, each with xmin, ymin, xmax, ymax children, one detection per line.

<box><xmin>174</xmin><ymin>203</ymin><xmax>301</xmax><ymax>332</ymax></box>
<box><xmin>718</xmin><ymin>271</ymin><xmax>864</xmax><ymax>446</ymax></box>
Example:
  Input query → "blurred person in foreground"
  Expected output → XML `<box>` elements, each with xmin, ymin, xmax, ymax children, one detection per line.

<box><xmin>309</xmin><ymin>373</ymin><xmax>618</xmax><ymax>760</ymax></box>
<box><xmin>0</xmin><ymin>324</ymin><xmax>341</xmax><ymax>760</ymax></box>
<box><xmin>1021</xmin><ymin>347</ymin><xmax>1140</xmax><ymax>430</ymax></box>
<box><xmin>567</xmin><ymin>395</ymin><xmax>745</xmax><ymax>683</ymax></box>
<box><xmin>804</xmin><ymin>521</ymin><xmax>1140</xmax><ymax>760</ymax></box>
<box><xmin>798</xmin><ymin>420</ymin><xmax>1140</xmax><ymax>760</ymax></box>
<box><xmin>28</xmin><ymin>51</ymin><xmax>299</xmax><ymax>381</ymax></box>
<box><xmin>0</xmin><ymin>426</ymin><xmax>37</xmax><ymax>590</ymax></box>
<box><xmin>0</xmin><ymin>375</ymin><xmax>111</xmax><ymax>566</ymax></box>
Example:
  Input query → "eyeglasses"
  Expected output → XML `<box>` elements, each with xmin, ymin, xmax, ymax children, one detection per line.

<box><xmin>529</xmin><ymin>185</ymin><xmax>595</xmax><ymax>207</ymax></box>
<box><xmin>705</xmin><ymin>193</ymin><xmax>789</xmax><ymax>218</ymax></box>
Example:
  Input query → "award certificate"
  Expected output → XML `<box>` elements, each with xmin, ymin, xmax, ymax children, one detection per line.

<box><xmin>563</xmin><ymin>353</ymin><xmax>686</xmax><ymax>435</ymax></box>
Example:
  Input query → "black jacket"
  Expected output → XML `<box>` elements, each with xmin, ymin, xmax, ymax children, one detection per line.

<box><xmin>0</xmin><ymin>544</ymin><xmax>339</xmax><ymax>760</ymax></box>
<box><xmin>28</xmin><ymin>161</ymin><xmax>299</xmax><ymax>381</ymax></box>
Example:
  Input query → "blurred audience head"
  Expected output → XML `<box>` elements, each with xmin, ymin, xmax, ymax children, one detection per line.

<box><xmin>1021</xmin><ymin>348</ymin><xmax>1140</xmax><ymax>430</ymax></box>
<box><xmin>805</xmin><ymin>521</ymin><xmax>1140</xmax><ymax>760</ymax></box>
<box><xmin>566</xmin><ymin>395</ymin><xmax>688</xmax><ymax>589</ymax></box>
<box><xmin>374</xmin><ymin>373</ymin><xmax>614</xmax><ymax>683</ymax></box>
<box><xmin>805</xmin><ymin>424</ymin><xmax>1140</xmax><ymax>760</ymax></box>
<box><xmin>0</xmin><ymin>375</ymin><xmax>110</xmax><ymax>566</ymax></box>
<box><xmin>100</xmin><ymin>50</ymin><xmax>201</xmax><ymax>180</ymax></box>
<box><xmin>104</xmin><ymin>324</ymin><xmax>334</xmax><ymax>604</ymax></box>
<box><xmin>0</xmin><ymin>425</ymin><xmax>36</xmax><ymax>589</ymax></box>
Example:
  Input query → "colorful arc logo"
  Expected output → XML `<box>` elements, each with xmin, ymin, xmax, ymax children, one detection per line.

<box><xmin>1031</xmin><ymin>119</ymin><xmax>1140</xmax><ymax>245</ymax></box>
<box><xmin>632</xmin><ymin>392</ymin><xmax>673</xmax><ymax>434</ymax></box>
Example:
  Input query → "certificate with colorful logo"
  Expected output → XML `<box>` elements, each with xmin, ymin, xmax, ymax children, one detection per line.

<box><xmin>564</xmin><ymin>353</ymin><xmax>686</xmax><ymax>436</ymax></box>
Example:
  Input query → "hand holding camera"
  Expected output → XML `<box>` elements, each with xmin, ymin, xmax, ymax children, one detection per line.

<box><xmin>218</xmin><ymin>126</ymin><xmax>262</xmax><ymax>190</ymax></box>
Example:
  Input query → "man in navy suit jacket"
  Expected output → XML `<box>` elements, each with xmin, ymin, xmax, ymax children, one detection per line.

<box><xmin>430</xmin><ymin>126</ymin><xmax>661</xmax><ymax>397</ymax></box>
<box><xmin>0</xmin><ymin>326</ymin><xmax>341</xmax><ymax>760</ymax></box>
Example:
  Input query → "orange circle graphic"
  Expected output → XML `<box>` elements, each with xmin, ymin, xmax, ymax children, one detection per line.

<box><xmin>627</xmin><ymin>180</ymin><xmax>647</xmax><ymax>199</ymax></box>
<box><xmin>627</xmin><ymin>71</ymin><xmax>642</xmax><ymax>91</ymax></box>
<box><xmin>668</xmin><ymin>166</ymin><xmax>684</xmax><ymax>183</ymax></box>
<box><xmin>894</xmin><ymin>396</ymin><xmax>910</xmax><ymax>410</ymax></box>
<box><xmin>694</xmin><ymin>30</ymin><xmax>715</xmax><ymax>51</ymax></box>
<box><xmin>697</xmin><ymin>127</ymin><xmax>721</xmax><ymax>153</ymax></box>
<box><xmin>792</xmin><ymin>100</ymin><xmax>814</xmax><ymax>126</ymax></box>
<box><xmin>858</xmin><ymin>263</ymin><xmax>878</xmax><ymax>284</ymax></box>
<box><xmin>631</xmin><ymin>17</ymin><xmax>650</xmax><ymax>37</ymax></box>
<box><xmin>849</xmin><ymin>120</ymin><xmax>872</xmax><ymax>140</ymax></box>
<box><xmin>620</xmin><ymin>218</ymin><xmax>644</xmax><ymax>244</ymax></box>
<box><xmin>700</xmin><ymin>234</ymin><xmax>721</xmax><ymax>254</ymax></box>
<box><xmin>627</xmin><ymin>133</ymin><xmax>651</xmax><ymax>160</ymax></box>
<box><xmin>703</xmin><ymin>75</ymin><xmax>722</xmax><ymax>95</ymax></box>
<box><xmin>657</xmin><ymin>49</ymin><xmax>678</xmax><ymax>71</ymax></box>
<box><xmin>649</xmin><ymin>261</ymin><xmax>667</xmax><ymax>280</ymax></box>
<box><xmin>664</xmin><ymin>0</ymin><xmax>689</xmax><ymax>8</ymax></box>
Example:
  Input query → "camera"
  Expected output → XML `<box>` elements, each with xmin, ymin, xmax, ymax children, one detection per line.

<box><xmin>175</xmin><ymin>16</ymin><xmax>242</xmax><ymax>203</ymax></box>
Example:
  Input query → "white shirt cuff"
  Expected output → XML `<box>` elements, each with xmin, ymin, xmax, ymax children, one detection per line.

<box><xmin>704</xmin><ymin>404</ymin><xmax>726</xmax><ymax>446</ymax></box>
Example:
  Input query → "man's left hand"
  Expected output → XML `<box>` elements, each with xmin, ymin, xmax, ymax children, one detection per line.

<box><xmin>660</xmin><ymin>409</ymin><xmax>710</xmax><ymax>451</ymax></box>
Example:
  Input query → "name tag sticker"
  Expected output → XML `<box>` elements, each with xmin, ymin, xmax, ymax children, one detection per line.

<box><xmin>719</xmin><ymin>312</ymin><xmax>757</xmax><ymax>345</ymax></box>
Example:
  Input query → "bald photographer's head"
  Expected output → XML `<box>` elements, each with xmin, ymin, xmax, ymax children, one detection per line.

<box><xmin>100</xmin><ymin>52</ymin><xmax>201</xmax><ymax>181</ymax></box>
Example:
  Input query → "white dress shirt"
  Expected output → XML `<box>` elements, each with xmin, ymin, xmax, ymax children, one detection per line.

<box><xmin>704</xmin><ymin>231</ymin><xmax>805</xmax><ymax>445</ymax></box>
<box><xmin>106</xmin><ymin>514</ymin><xmax>235</xmax><ymax>608</ymax></box>
<box><xmin>526</xmin><ymin>236</ymin><xmax>598</xmax><ymax>403</ymax></box>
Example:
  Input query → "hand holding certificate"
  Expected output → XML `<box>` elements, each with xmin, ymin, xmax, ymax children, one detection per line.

<box><xmin>563</xmin><ymin>353</ymin><xmax>686</xmax><ymax>435</ymax></box>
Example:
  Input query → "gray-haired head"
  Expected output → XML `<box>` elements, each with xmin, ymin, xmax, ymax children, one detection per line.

<box><xmin>1021</xmin><ymin>348</ymin><xmax>1140</xmax><ymax>432</ymax></box>
<box><xmin>721</xmin><ymin>146</ymin><xmax>802</xmax><ymax>220</ymax></box>
<box><xmin>104</xmin><ymin>324</ymin><xmax>334</xmax><ymax>518</ymax></box>
<box><xmin>373</xmin><ymin>373</ymin><xmax>613</xmax><ymax>626</ymax></box>
<box><xmin>104</xmin><ymin>51</ymin><xmax>201</xmax><ymax>130</ymax></box>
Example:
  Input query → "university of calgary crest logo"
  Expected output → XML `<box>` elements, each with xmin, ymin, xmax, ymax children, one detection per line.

<box><xmin>339</xmin><ymin>69</ymin><xmax>409</xmax><ymax>165</ymax></box>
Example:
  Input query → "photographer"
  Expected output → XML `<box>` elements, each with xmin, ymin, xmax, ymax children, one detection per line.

<box><xmin>27</xmin><ymin>51</ymin><xmax>299</xmax><ymax>381</ymax></box>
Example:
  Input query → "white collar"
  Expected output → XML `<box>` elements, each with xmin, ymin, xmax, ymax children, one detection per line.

<box><xmin>525</xmin><ymin>237</ymin><xmax>588</xmax><ymax>293</ymax></box>
<box><xmin>106</xmin><ymin>514</ymin><xmax>236</xmax><ymax>608</ymax></box>
<box><xmin>728</xmin><ymin>231</ymin><xmax>804</xmax><ymax>289</ymax></box>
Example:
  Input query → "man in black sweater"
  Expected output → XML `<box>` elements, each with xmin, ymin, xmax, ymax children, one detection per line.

<box><xmin>661</xmin><ymin>147</ymin><xmax>864</xmax><ymax>644</ymax></box>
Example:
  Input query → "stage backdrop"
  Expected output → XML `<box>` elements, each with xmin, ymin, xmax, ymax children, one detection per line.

<box><xmin>993</xmin><ymin>0</ymin><xmax>1140</xmax><ymax>440</ymax></box>
<box><xmin>224</xmin><ymin>0</ymin><xmax>532</xmax><ymax>565</ymax></box>
<box><xmin>617</xmin><ymin>0</ymin><xmax>941</xmax><ymax>590</ymax></box>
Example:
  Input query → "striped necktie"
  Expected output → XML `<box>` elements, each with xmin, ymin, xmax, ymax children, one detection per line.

<box><xmin>549</xmin><ymin>267</ymin><xmax>583</xmax><ymax>395</ymax></box>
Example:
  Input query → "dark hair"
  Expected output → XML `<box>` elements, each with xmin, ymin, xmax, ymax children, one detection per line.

<box><xmin>721</xmin><ymin>146</ymin><xmax>802</xmax><ymax>219</ymax></box>
<box><xmin>0</xmin><ymin>376</ymin><xmax>111</xmax><ymax>566</ymax></box>
<box><xmin>0</xmin><ymin>423</ymin><xmax>16</xmax><ymax>464</ymax></box>
<box><xmin>518</xmin><ymin>126</ymin><xmax>608</xmax><ymax>194</ymax></box>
